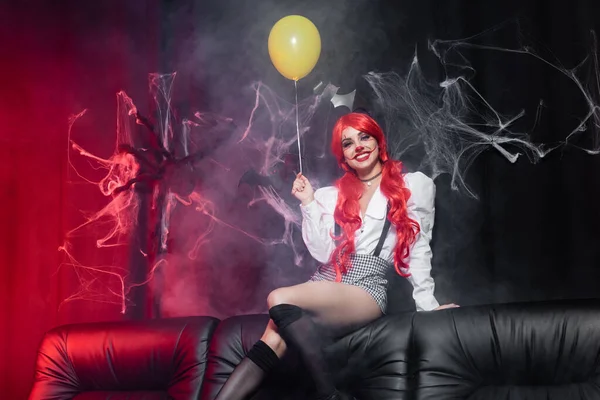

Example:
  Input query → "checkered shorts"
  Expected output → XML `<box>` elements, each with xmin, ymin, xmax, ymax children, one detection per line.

<box><xmin>308</xmin><ymin>253</ymin><xmax>391</xmax><ymax>313</ymax></box>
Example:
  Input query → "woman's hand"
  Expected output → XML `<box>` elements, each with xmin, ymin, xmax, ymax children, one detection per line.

<box><xmin>434</xmin><ymin>303</ymin><xmax>460</xmax><ymax>310</ymax></box>
<box><xmin>291</xmin><ymin>173</ymin><xmax>315</xmax><ymax>205</ymax></box>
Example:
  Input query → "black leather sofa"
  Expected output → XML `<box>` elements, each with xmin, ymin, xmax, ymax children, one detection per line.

<box><xmin>28</xmin><ymin>298</ymin><xmax>600</xmax><ymax>399</ymax></box>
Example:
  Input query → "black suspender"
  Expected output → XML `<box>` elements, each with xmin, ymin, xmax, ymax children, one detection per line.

<box><xmin>373</xmin><ymin>207</ymin><xmax>392</xmax><ymax>257</ymax></box>
<box><xmin>334</xmin><ymin>203</ymin><xmax>392</xmax><ymax>258</ymax></box>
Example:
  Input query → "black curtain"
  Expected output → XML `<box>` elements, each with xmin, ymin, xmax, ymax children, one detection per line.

<box><xmin>422</xmin><ymin>0</ymin><xmax>600</xmax><ymax>306</ymax></box>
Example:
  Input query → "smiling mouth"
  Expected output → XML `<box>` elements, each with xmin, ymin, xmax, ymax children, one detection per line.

<box><xmin>354</xmin><ymin>151</ymin><xmax>371</xmax><ymax>162</ymax></box>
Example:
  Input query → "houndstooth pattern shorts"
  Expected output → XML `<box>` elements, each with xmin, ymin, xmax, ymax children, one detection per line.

<box><xmin>308</xmin><ymin>253</ymin><xmax>391</xmax><ymax>314</ymax></box>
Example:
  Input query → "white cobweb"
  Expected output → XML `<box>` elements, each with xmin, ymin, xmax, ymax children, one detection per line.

<box><xmin>363</xmin><ymin>27</ymin><xmax>600</xmax><ymax>198</ymax></box>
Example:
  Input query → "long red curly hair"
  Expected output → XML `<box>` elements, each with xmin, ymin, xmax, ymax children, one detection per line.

<box><xmin>329</xmin><ymin>112</ymin><xmax>420</xmax><ymax>281</ymax></box>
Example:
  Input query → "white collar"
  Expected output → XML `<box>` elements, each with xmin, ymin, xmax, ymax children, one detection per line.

<box><xmin>364</xmin><ymin>185</ymin><xmax>388</xmax><ymax>220</ymax></box>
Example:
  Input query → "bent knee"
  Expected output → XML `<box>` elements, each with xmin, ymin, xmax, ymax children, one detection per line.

<box><xmin>261</xmin><ymin>329</ymin><xmax>286</xmax><ymax>357</ymax></box>
<box><xmin>266</xmin><ymin>287</ymin><xmax>293</xmax><ymax>308</ymax></box>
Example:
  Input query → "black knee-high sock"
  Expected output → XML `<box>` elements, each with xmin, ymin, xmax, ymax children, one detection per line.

<box><xmin>269</xmin><ymin>304</ymin><xmax>336</xmax><ymax>399</ymax></box>
<box><xmin>214</xmin><ymin>340</ymin><xmax>279</xmax><ymax>400</ymax></box>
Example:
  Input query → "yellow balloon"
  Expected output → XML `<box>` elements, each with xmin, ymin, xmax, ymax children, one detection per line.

<box><xmin>268</xmin><ymin>15</ymin><xmax>321</xmax><ymax>81</ymax></box>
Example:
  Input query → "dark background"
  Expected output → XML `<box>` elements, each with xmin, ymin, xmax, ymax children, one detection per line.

<box><xmin>2</xmin><ymin>0</ymin><xmax>600</xmax><ymax>397</ymax></box>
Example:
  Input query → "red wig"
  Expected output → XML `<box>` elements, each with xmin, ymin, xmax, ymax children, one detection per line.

<box><xmin>329</xmin><ymin>112</ymin><xmax>419</xmax><ymax>281</ymax></box>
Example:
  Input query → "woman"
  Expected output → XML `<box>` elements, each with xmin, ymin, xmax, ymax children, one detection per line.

<box><xmin>216</xmin><ymin>112</ymin><xmax>458</xmax><ymax>400</ymax></box>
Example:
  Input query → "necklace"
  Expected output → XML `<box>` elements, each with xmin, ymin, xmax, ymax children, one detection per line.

<box><xmin>359</xmin><ymin>170</ymin><xmax>383</xmax><ymax>186</ymax></box>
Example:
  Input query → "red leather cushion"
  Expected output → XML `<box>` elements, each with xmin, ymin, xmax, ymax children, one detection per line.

<box><xmin>73</xmin><ymin>391</ymin><xmax>170</xmax><ymax>399</ymax></box>
<box><xmin>29</xmin><ymin>316</ymin><xmax>218</xmax><ymax>400</ymax></box>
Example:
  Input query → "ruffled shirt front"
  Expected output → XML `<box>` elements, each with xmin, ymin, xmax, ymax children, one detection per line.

<box><xmin>300</xmin><ymin>171</ymin><xmax>440</xmax><ymax>311</ymax></box>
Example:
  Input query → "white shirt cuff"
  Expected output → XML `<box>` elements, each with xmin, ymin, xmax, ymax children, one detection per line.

<box><xmin>416</xmin><ymin>295</ymin><xmax>440</xmax><ymax>312</ymax></box>
<box><xmin>300</xmin><ymin>199</ymin><xmax>320</xmax><ymax>220</ymax></box>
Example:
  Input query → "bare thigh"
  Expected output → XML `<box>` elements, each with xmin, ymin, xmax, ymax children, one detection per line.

<box><xmin>267</xmin><ymin>281</ymin><xmax>383</xmax><ymax>334</ymax></box>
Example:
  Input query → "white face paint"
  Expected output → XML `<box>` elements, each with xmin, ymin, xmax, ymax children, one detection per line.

<box><xmin>341</xmin><ymin>127</ymin><xmax>380</xmax><ymax>173</ymax></box>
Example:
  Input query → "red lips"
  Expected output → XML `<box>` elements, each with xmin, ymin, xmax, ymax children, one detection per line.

<box><xmin>354</xmin><ymin>149</ymin><xmax>372</xmax><ymax>160</ymax></box>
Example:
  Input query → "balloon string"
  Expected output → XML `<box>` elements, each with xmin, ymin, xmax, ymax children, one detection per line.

<box><xmin>294</xmin><ymin>79</ymin><xmax>303</xmax><ymax>174</ymax></box>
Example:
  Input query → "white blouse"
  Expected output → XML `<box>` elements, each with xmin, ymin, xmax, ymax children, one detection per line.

<box><xmin>300</xmin><ymin>171</ymin><xmax>440</xmax><ymax>311</ymax></box>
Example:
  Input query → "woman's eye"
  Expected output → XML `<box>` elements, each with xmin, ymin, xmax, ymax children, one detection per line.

<box><xmin>342</xmin><ymin>142</ymin><xmax>352</xmax><ymax>148</ymax></box>
<box><xmin>361</xmin><ymin>135</ymin><xmax>370</xmax><ymax>141</ymax></box>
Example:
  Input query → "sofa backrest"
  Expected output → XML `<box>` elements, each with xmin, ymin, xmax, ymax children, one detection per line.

<box><xmin>29</xmin><ymin>299</ymin><xmax>600</xmax><ymax>400</ymax></box>
<box><xmin>200</xmin><ymin>312</ymin><xmax>416</xmax><ymax>400</ymax></box>
<box><xmin>410</xmin><ymin>299</ymin><xmax>600</xmax><ymax>399</ymax></box>
<box><xmin>327</xmin><ymin>312</ymin><xmax>415</xmax><ymax>399</ymax></box>
<box><xmin>28</xmin><ymin>316</ymin><xmax>218</xmax><ymax>400</ymax></box>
